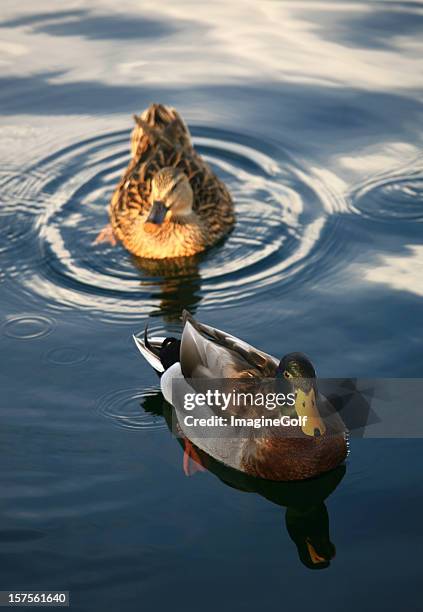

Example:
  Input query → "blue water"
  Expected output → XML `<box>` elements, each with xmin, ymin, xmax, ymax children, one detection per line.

<box><xmin>0</xmin><ymin>1</ymin><xmax>422</xmax><ymax>610</ymax></box>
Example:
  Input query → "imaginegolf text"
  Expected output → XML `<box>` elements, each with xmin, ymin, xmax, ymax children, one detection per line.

<box><xmin>183</xmin><ymin>414</ymin><xmax>308</xmax><ymax>429</ymax></box>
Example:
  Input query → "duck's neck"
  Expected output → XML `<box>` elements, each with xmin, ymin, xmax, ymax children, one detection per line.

<box><xmin>139</xmin><ymin>212</ymin><xmax>207</xmax><ymax>258</ymax></box>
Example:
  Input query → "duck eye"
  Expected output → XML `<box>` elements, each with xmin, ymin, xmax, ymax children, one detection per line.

<box><xmin>283</xmin><ymin>370</ymin><xmax>292</xmax><ymax>379</ymax></box>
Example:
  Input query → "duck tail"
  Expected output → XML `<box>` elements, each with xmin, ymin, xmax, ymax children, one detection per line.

<box><xmin>133</xmin><ymin>325</ymin><xmax>181</xmax><ymax>375</ymax></box>
<box><xmin>132</xmin><ymin>104</ymin><xmax>191</xmax><ymax>150</ymax></box>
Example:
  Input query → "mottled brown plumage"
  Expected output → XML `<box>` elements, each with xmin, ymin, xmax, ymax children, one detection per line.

<box><xmin>107</xmin><ymin>104</ymin><xmax>234</xmax><ymax>259</ymax></box>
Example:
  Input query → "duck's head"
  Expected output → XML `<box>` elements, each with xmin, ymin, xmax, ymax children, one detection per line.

<box><xmin>277</xmin><ymin>352</ymin><xmax>326</xmax><ymax>437</ymax></box>
<box><xmin>278</xmin><ymin>352</ymin><xmax>316</xmax><ymax>383</ymax></box>
<box><xmin>145</xmin><ymin>167</ymin><xmax>194</xmax><ymax>232</ymax></box>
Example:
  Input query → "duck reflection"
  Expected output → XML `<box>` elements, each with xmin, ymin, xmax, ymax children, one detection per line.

<box><xmin>132</xmin><ymin>254</ymin><xmax>203</xmax><ymax>321</ymax></box>
<box><xmin>141</xmin><ymin>390</ymin><xmax>346</xmax><ymax>570</ymax></box>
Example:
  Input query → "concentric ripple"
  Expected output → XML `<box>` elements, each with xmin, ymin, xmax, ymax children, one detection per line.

<box><xmin>45</xmin><ymin>346</ymin><xmax>89</xmax><ymax>366</ymax></box>
<box><xmin>2</xmin><ymin>127</ymin><xmax>346</xmax><ymax>322</ymax></box>
<box><xmin>97</xmin><ymin>386</ymin><xmax>166</xmax><ymax>431</ymax></box>
<box><xmin>3</xmin><ymin>315</ymin><xmax>55</xmax><ymax>340</ymax></box>
<box><xmin>349</xmin><ymin>168</ymin><xmax>423</xmax><ymax>222</ymax></box>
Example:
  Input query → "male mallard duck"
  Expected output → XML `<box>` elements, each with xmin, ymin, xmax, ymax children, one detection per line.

<box><xmin>133</xmin><ymin>311</ymin><xmax>348</xmax><ymax>481</ymax></box>
<box><xmin>95</xmin><ymin>104</ymin><xmax>234</xmax><ymax>258</ymax></box>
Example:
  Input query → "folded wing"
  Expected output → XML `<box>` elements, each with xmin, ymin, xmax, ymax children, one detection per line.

<box><xmin>180</xmin><ymin>311</ymin><xmax>278</xmax><ymax>380</ymax></box>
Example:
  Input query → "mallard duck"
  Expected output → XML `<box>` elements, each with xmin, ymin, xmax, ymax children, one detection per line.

<box><xmin>133</xmin><ymin>311</ymin><xmax>348</xmax><ymax>481</ymax></box>
<box><xmin>95</xmin><ymin>104</ymin><xmax>235</xmax><ymax>258</ymax></box>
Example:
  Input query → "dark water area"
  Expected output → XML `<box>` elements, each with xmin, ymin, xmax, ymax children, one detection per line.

<box><xmin>0</xmin><ymin>1</ymin><xmax>422</xmax><ymax>610</ymax></box>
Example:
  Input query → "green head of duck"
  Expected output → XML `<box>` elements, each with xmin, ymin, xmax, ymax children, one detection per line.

<box><xmin>277</xmin><ymin>352</ymin><xmax>326</xmax><ymax>437</ymax></box>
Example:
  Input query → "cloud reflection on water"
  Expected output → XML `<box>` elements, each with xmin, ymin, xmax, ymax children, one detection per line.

<box><xmin>0</xmin><ymin>1</ymin><xmax>422</xmax><ymax>91</ymax></box>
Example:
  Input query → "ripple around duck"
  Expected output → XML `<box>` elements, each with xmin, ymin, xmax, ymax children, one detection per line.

<box><xmin>349</xmin><ymin>167</ymin><xmax>423</xmax><ymax>222</ymax></box>
<box><xmin>96</xmin><ymin>386</ymin><xmax>166</xmax><ymax>431</ymax></box>
<box><xmin>1</xmin><ymin>127</ymin><xmax>347</xmax><ymax>322</ymax></box>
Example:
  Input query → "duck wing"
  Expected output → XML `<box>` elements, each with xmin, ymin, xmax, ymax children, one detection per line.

<box><xmin>180</xmin><ymin>310</ymin><xmax>278</xmax><ymax>380</ymax></box>
<box><xmin>130</xmin><ymin>103</ymin><xmax>191</xmax><ymax>161</ymax></box>
<box><xmin>189</xmin><ymin>162</ymin><xmax>235</xmax><ymax>239</ymax></box>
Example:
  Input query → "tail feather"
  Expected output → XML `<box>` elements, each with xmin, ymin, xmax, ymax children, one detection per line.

<box><xmin>144</xmin><ymin>324</ymin><xmax>157</xmax><ymax>355</ymax></box>
<box><xmin>131</xmin><ymin>103</ymin><xmax>190</xmax><ymax>155</ymax></box>
<box><xmin>159</xmin><ymin>336</ymin><xmax>182</xmax><ymax>371</ymax></box>
<box><xmin>133</xmin><ymin>328</ymin><xmax>165</xmax><ymax>373</ymax></box>
<box><xmin>133</xmin><ymin>325</ymin><xmax>181</xmax><ymax>374</ymax></box>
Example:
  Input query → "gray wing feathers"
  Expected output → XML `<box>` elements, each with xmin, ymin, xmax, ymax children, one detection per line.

<box><xmin>180</xmin><ymin>312</ymin><xmax>278</xmax><ymax>378</ymax></box>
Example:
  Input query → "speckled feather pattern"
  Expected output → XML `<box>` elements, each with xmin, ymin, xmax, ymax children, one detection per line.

<box><xmin>110</xmin><ymin>104</ymin><xmax>235</xmax><ymax>258</ymax></box>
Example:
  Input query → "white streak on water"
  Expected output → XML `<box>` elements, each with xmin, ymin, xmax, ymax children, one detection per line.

<box><xmin>364</xmin><ymin>245</ymin><xmax>423</xmax><ymax>298</ymax></box>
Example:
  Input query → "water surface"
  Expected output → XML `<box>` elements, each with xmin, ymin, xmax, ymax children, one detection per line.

<box><xmin>0</xmin><ymin>1</ymin><xmax>422</xmax><ymax>611</ymax></box>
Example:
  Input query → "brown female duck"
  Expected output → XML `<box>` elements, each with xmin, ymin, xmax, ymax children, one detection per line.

<box><xmin>133</xmin><ymin>311</ymin><xmax>348</xmax><ymax>481</ymax></box>
<box><xmin>95</xmin><ymin>104</ymin><xmax>234</xmax><ymax>258</ymax></box>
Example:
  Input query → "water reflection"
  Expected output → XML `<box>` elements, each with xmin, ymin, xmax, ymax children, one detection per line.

<box><xmin>305</xmin><ymin>4</ymin><xmax>423</xmax><ymax>51</ymax></box>
<box><xmin>132</xmin><ymin>254</ymin><xmax>203</xmax><ymax>321</ymax></box>
<box><xmin>142</xmin><ymin>391</ymin><xmax>345</xmax><ymax>570</ymax></box>
<box><xmin>363</xmin><ymin>244</ymin><xmax>423</xmax><ymax>298</ymax></box>
<box><xmin>0</xmin><ymin>9</ymin><xmax>180</xmax><ymax>41</ymax></box>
